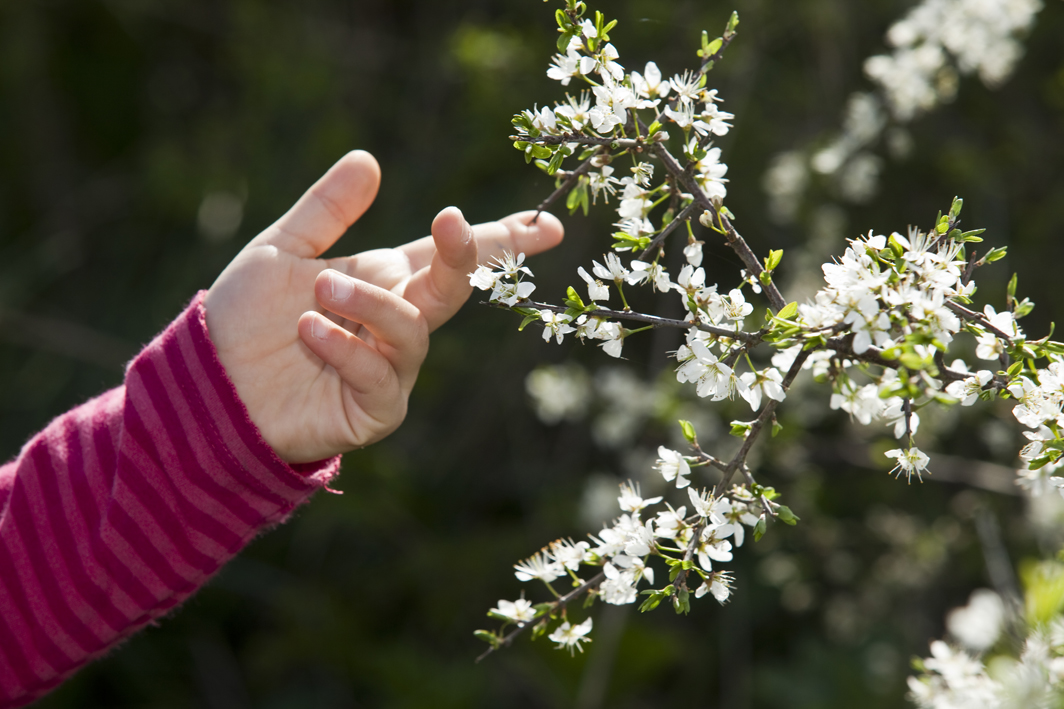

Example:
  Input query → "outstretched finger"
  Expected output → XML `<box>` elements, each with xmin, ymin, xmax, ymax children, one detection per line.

<box><xmin>402</xmin><ymin>206</ymin><xmax>478</xmax><ymax>331</ymax></box>
<box><xmin>398</xmin><ymin>209</ymin><xmax>564</xmax><ymax>272</ymax></box>
<box><xmin>261</xmin><ymin>150</ymin><xmax>381</xmax><ymax>258</ymax></box>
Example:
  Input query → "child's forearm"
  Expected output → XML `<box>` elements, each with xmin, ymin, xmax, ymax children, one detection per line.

<box><xmin>0</xmin><ymin>292</ymin><xmax>339</xmax><ymax>708</ymax></box>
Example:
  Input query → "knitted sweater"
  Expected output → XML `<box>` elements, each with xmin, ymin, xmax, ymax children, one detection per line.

<box><xmin>0</xmin><ymin>292</ymin><xmax>341</xmax><ymax>707</ymax></box>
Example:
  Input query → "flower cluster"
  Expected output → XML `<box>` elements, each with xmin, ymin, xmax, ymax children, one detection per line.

<box><xmin>474</xmin><ymin>0</ymin><xmax>1061</xmax><ymax>661</ymax></box>
<box><xmin>868</xmin><ymin>0</ymin><xmax>1043</xmax><ymax>120</ymax></box>
<box><xmin>764</xmin><ymin>0</ymin><xmax>1042</xmax><ymax>223</ymax></box>
<box><xmin>476</xmin><ymin>466</ymin><xmax>772</xmax><ymax>657</ymax></box>
<box><xmin>908</xmin><ymin>585</ymin><xmax>1064</xmax><ymax>708</ymax></box>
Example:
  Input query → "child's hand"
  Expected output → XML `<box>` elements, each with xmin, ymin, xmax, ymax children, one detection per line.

<box><xmin>203</xmin><ymin>151</ymin><xmax>563</xmax><ymax>463</ymax></box>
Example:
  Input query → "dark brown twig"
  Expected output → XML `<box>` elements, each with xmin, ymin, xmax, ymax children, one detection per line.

<box><xmin>650</xmin><ymin>142</ymin><xmax>788</xmax><ymax>313</ymax></box>
<box><xmin>476</xmin><ymin>571</ymin><xmax>607</xmax><ymax>663</ymax></box>
<box><xmin>637</xmin><ymin>201</ymin><xmax>701</xmax><ymax>261</ymax></box>
<box><xmin>532</xmin><ymin>153</ymin><xmax>599</xmax><ymax>222</ymax></box>
<box><xmin>712</xmin><ymin>348</ymin><xmax>812</xmax><ymax>497</ymax></box>
<box><xmin>501</xmin><ymin>299</ymin><xmax>764</xmax><ymax>344</ymax></box>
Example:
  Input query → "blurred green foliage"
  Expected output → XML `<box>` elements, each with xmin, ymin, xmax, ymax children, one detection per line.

<box><xmin>1</xmin><ymin>0</ymin><xmax>1063</xmax><ymax>707</ymax></box>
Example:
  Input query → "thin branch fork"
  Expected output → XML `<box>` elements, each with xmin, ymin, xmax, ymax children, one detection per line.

<box><xmin>946</xmin><ymin>300</ymin><xmax>1015</xmax><ymax>341</ymax></box>
<box><xmin>637</xmin><ymin>201</ymin><xmax>701</xmax><ymax>261</ymax></box>
<box><xmin>668</xmin><ymin>521</ymin><xmax>706</xmax><ymax>606</ymax></box>
<box><xmin>532</xmin><ymin>152</ymin><xmax>600</xmax><ymax>220</ymax></box>
<box><xmin>699</xmin><ymin>32</ymin><xmax>735</xmax><ymax>74</ymax></box>
<box><xmin>827</xmin><ymin>335</ymin><xmax>977</xmax><ymax>385</ymax></box>
<box><xmin>513</xmin><ymin>299</ymin><xmax>763</xmax><ymax>344</ymax></box>
<box><xmin>713</xmin><ymin>348</ymin><xmax>812</xmax><ymax>498</ymax></box>
<box><xmin>475</xmin><ymin>570</ymin><xmax>607</xmax><ymax>663</ymax></box>
<box><xmin>650</xmin><ymin>142</ymin><xmax>788</xmax><ymax>313</ymax></box>
<box><xmin>512</xmin><ymin>133</ymin><xmax>665</xmax><ymax>149</ymax></box>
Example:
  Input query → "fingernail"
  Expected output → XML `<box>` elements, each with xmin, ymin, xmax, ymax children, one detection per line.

<box><xmin>326</xmin><ymin>270</ymin><xmax>354</xmax><ymax>301</ymax></box>
<box><xmin>311</xmin><ymin>313</ymin><xmax>327</xmax><ymax>339</ymax></box>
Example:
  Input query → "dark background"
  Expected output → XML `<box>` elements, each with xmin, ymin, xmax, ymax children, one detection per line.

<box><xmin>2</xmin><ymin>0</ymin><xmax>1064</xmax><ymax>707</ymax></box>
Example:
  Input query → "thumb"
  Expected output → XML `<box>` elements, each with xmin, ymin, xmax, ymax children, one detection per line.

<box><xmin>259</xmin><ymin>150</ymin><xmax>381</xmax><ymax>258</ymax></box>
<box><xmin>403</xmin><ymin>206</ymin><xmax>479</xmax><ymax>332</ymax></box>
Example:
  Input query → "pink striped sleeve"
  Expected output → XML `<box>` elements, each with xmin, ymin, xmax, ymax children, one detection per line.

<box><xmin>0</xmin><ymin>291</ymin><xmax>341</xmax><ymax>708</ymax></box>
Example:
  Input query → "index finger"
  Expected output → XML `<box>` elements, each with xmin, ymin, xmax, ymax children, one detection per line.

<box><xmin>258</xmin><ymin>150</ymin><xmax>381</xmax><ymax>259</ymax></box>
<box><xmin>398</xmin><ymin>210</ymin><xmax>564</xmax><ymax>272</ymax></box>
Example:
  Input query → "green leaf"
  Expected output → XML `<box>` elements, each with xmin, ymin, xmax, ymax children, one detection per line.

<box><xmin>726</xmin><ymin>10</ymin><xmax>739</xmax><ymax>36</ymax></box>
<box><xmin>474</xmin><ymin>630</ymin><xmax>500</xmax><ymax>647</ymax></box>
<box><xmin>776</xmin><ymin>505</ymin><xmax>799</xmax><ymax>525</ymax></box>
<box><xmin>639</xmin><ymin>587</ymin><xmax>672</xmax><ymax>613</ymax></box>
<box><xmin>566</xmin><ymin>181</ymin><xmax>582</xmax><ymax>212</ymax></box>
<box><xmin>674</xmin><ymin>588</ymin><xmax>691</xmax><ymax>615</ymax></box>
<box><xmin>679</xmin><ymin>419</ymin><xmax>698</xmax><ymax>443</ymax></box>
<box><xmin>765</xmin><ymin>249</ymin><xmax>784</xmax><ymax>272</ymax></box>
<box><xmin>949</xmin><ymin>196</ymin><xmax>963</xmax><ymax>219</ymax></box>
<box><xmin>1007</xmin><ymin>361</ymin><xmax>1024</xmax><ymax>378</ymax></box>
<box><xmin>759</xmin><ymin>486</ymin><xmax>780</xmax><ymax>501</ymax></box>
<box><xmin>771</xmin><ymin>419</ymin><xmax>783</xmax><ymax>437</ymax></box>
<box><xmin>696</xmin><ymin>30</ymin><xmax>710</xmax><ymax>58</ymax></box>
<box><xmin>1030</xmin><ymin>455</ymin><xmax>1054</xmax><ymax>471</ymax></box>
<box><xmin>546</xmin><ymin>147</ymin><xmax>567</xmax><ymax>175</ymax></box>
<box><xmin>730</xmin><ymin>421</ymin><xmax>751</xmax><ymax>438</ymax></box>
<box><xmin>983</xmin><ymin>246</ymin><xmax>1008</xmax><ymax>263</ymax></box>
<box><xmin>517</xmin><ymin>314</ymin><xmax>540</xmax><ymax>332</ymax></box>
<box><xmin>566</xmin><ymin>286</ymin><xmax>585</xmax><ymax>309</ymax></box>
<box><xmin>1008</xmin><ymin>273</ymin><xmax>1018</xmax><ymax>298</ymax></box>
<box><xmin>646</xmin><ymin>120</ymin><xmax>663</xmax><ymax>136</ymax></box>
<box><xmin>706</xmin><ymin>37</ymin><xmax>723</xmax><ymax>56</ymax></box>
<box><xmin>753</xmin><ymin>517</ymin><xmax>767</xmax><ymax>542</ymax></box>
<box><xmin>899</xmin><ymin>352</ymin><xmax>926</xmax><ymax>370</ymax></box>
<box><xmin>888</xmin><ymin>234</ymin><xmax>905</xmax><ymax>259</ymax></box>
<box><xmin>776</xmin><ymin>301</ymin><xmax>798</xmax><ymax>320</ymax></box>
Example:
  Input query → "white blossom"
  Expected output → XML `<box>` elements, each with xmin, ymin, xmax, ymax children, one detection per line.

<box><xmin>540</xmin><ymin>310</ymin><xmax>576</xmax><ymax>344</ymax></box>
<box><xmin>548</xmin><ymin>617</ymin><xmax>593</xmax><ymax>655</ymax></box>
<box><xmin>549</xmin><ymin>538</ymin><xmax>592</xmax><ymax>572</ymax></box>
<box><xmin>630</xmin><ymin>61</ymin><xmax>670</xmax><ymax>100</ymax></box>
<box><xmin>577</xmin><ymin>266</ymin><xmax>610</xmax><ymax>302</ymax></box>
<box><xmin>546</xmin><ymin>37</ymin><xmax>583</xmax><ymax>86</ymax></box>
<box><xmin>490</xmin><ymin>597</ymin><xmax>536</xmax><ymax>625</ymax></box>
<box><xmin>514</xmin><ymin>550</ymin><xmax>563</xmax><ymax>583</ymax></box>
<box><xmin>618</xmin><ymin>481</ymin><xmax>663</xmax><ymax>513</ymax></box>
<box><xmin>655</xmin><ymin>446</ymin><xmax>691</xmax><ymax>488</ymax></box>
<box><xmin>885</xmin><ymin>446</ymin><xmax>931</xmax><ymax>483</ymax></box>
<box><xmin>739</xmin><ymin>367</ymin><xmax>786</xmax><ymax>411</ymax></box>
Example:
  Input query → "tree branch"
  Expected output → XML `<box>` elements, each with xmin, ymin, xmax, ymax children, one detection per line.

<box><xmin>533</xmin><ymin>153</ymin><xmax>600</xmax><ymax>221</ymax></box>
<box><xmin>500</xmin><ymin>299</ymin><xmax>764</xmax><ymax>344</ymax></box>
<box><xmin>947</xmin><ymin>300</ymin><xmax>1015</xmax><ymax>341</ymax></box>
<box><xmin>713</xmin><ymin>348</ymin><xmax>812</xmax><ymax>497</ymax></box>
<box><xmin>637</xmin><ymin>201</ymin><xmax>701</xmax><ymax>261</ymax></box>
<box><xmin>651</xmin><ymin>142</ymin><xmax>788</xmax><ymax>313</ymax></box>
<box><xmin>513</xmin><ymin>133</ymin><xmax>665</xmax><ymax>150</ymax></box>
<box><xmin>476</xmin><ymin>571</ymin><xmax>607</xmax><ymax>663</ymax></box>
